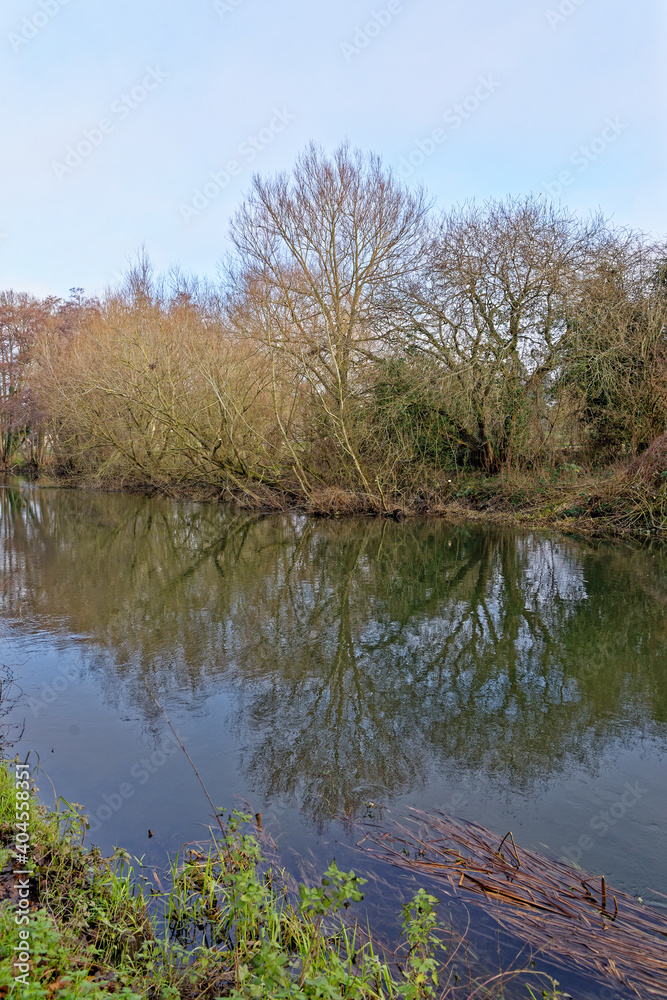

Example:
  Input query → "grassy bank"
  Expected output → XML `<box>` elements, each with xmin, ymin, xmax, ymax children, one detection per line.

<box><xmin>0</xmin><ymin>759</ymin><xmax>569</xmax><ymax>999</ymax></box>
<box><xmin>1</xmin><ymin>757</ymin><xmax>392</xmax><ymax>999</ymax></box>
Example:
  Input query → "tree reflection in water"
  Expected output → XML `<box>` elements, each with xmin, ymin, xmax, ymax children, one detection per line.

<box><xmin>1</xmin><ymin>482</ymin><xmax>666</xmax><ymax>827</ymax></box>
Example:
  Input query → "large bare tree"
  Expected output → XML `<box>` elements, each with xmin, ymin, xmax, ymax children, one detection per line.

<box><xmin>226</xmin><ymin>143</ymin><xmax>430</xmax><ymax>491</ymax></box>
<box><xmin>403</xmin><ymin>197</ymin><xmax>609</xmax><ymax>470</ymax></box>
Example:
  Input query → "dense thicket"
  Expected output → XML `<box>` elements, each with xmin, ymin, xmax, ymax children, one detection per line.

<box><xmin>2</xmin><ymin>143</ymin><xmax>666</xmax><ymax>510</ymax></box>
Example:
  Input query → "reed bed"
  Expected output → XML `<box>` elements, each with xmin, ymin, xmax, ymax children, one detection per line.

<box><xmin>358</xmin><ymin>809</ymin><xmax>667</xmax><ymax>998</ymax></box>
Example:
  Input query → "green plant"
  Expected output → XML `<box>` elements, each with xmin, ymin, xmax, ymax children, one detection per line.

<box><xmin>397</xmin><ymin>889</ymin><xmax>441</xmax><ymax>998</ymax></box>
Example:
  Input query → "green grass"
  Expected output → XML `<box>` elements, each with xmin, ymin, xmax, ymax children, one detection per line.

<box><xmin>0</xmin><ymin>759</ymin><xmax>566</xmax><ymax>999</ymax></box>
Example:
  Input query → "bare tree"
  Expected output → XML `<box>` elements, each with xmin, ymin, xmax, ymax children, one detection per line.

<box><xmin>403</xmin><ymin>197</ymin><xmax>609</xmax><ymax>470</ymax></box>
<box><xmin>226</xmin><ymin>142</ymin><xmax>431</xmax><ymax>492</ymax></box>
<box><xmin>0</xmin><ymin>291</ymin><xmax>62</xmax><ymax>464</ymax></box>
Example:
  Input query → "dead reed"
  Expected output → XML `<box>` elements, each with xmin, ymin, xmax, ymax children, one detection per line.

<box><xmin>358</xmin><ymin>808</ymin><xmax>667</xmax><ymax>998</ymax></box>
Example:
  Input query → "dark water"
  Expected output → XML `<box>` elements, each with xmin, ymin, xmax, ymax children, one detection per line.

<box><xmin>1</xmin><ymin>480</ymin><xmax>666</xmax><ymax>997</ymax></box>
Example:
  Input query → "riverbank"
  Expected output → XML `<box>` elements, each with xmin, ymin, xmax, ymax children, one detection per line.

<box><xmin>1</xmin><ymin>759</ymin><xmax>564</xmax><ymax>1000</ymax></box>
<box><xmin>8</xmin><ymin>456</ymin><xmax>666</xmax><ymax>543</ymax></box>
<box><xmin>0</xmin><ymin>758</ymin><xmax>406</xmax><ymax>998</ymax></box>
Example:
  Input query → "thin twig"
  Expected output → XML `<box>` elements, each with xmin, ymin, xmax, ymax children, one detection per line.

<box><xmin>144</xmin><ymin>680</ymin><xmax>226</xmax><ymax>837</ymax></box>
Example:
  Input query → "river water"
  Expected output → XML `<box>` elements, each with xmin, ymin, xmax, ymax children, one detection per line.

<box><xmin>1</xmin><ymin>479</ymin><xmax>666</xmax><ymax>996</ymax></box>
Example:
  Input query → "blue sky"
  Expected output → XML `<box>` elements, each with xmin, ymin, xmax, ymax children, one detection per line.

<box><xmin>1</xmin><ymin>0</ymin><xmax>665</xmax><ymax>298</ymax></box>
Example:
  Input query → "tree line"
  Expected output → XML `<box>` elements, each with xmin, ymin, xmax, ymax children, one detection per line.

<box><xmin>2</xmin><ymin>143</ymin><xmax>666</xmax><ymax>508</ymax></box>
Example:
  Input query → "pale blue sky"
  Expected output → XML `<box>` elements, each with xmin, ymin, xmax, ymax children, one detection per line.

<box><xmin>1</xmin><ymin>0</ymin><xmax>665</xmax><ymax>297</ymax></box>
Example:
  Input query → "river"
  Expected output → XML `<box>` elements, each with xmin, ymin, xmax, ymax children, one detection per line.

<box><xmin>1</xmin><ymin>479</ymin><xmax>666</xmax><ymax>997</ymax></box>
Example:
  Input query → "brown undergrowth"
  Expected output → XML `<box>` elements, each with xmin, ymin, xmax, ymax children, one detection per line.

<box><xmin>14</xmin><ymin>460</ymin><xmax>667</xmax><ymax>543</ymax></box>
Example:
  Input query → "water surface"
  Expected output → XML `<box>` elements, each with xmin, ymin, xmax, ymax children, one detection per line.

<box><xmin>1</xmin><ymin>480</ymin><xmax>666</xmax><ymax>996</ymax></box>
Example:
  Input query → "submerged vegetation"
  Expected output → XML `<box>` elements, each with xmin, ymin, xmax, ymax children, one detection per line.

<box><xmin>1</xmin><ymin>144</ymin><xmax>666</xmax><ymax>536</ymax></box>
<box><xmin>0</xmin><ymin>760</ymin><xmax>570</xmax><ymax>999</ymax></box>
<box><xmin>361</xmin><ymin>809</ymin><xmax>667</xmax><ymax>998</ymax></box>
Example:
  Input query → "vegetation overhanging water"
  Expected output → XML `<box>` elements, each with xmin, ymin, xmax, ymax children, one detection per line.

<box><xmin>2</xmin><ymin>145</ymin><xmax>667</xmax><ymax>539</ymax></box>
